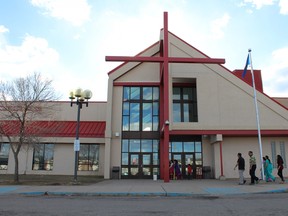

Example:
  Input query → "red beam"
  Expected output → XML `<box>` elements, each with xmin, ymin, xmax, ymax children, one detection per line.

<box><xmin>168</xmin><ymin>57</ymin><xmax>225</xmax><ymax>64</ymax></box>
<box><xmin>106</xmin><ymin>56</ymin><xmax>225</xmax><ymax>64</ymax></box>
<box><xmin>106</xmin><ymin>56</ymin><xmax>164</xmax><ymax>62</ymax></box>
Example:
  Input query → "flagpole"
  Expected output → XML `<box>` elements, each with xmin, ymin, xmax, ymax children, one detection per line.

<box><xmin>248</xmin><ymin>49</ymin><xmax>265</xmax><ymax>180</ymax></box>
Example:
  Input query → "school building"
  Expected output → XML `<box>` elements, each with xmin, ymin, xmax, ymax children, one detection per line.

<box><xmin>1</xmin><ymin>12</ymin><xmax>288</xmax><ymax>182</ymax></box>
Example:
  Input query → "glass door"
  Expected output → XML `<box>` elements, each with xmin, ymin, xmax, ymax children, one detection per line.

<box><xmin>184</xmin><ymin>153</ymin><xmax>195</xmax><ymax>179</ymax></box>
<box><xmin>171</xmin><ymin>153</ymin><xmax>182</xmax><ymax>179</ymax></box>
<box><xmin>129</xmin><ymin>153</ymin><xmax>152</xmax><ymax>179</ymax></box>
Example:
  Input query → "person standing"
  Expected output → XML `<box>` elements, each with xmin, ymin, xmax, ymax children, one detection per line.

<box><xmin>248</xmin><ymin>151</ymin><xmax>259</xmax><ymax>185</ymax></box>
<box><xmin>277</xmin><ymin>155</ymin><xmax>285</xmax><ymax>184</ymax></box>
<box><xmin>187</xmin><ymin>164</ymin><xmax>192</xmax><ymax>180</ymax></box>
<box><xmin>234</xmin><ymin>153</ymin><xmax>246</xmax><ymax>185</ymax></box>
<box><xmin>264</xmin><ymin>155</ymin><xmax>276</xmax><ymax>182</ymax></box>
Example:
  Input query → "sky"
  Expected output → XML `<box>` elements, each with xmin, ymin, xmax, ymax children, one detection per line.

<box><xmin>0</xmin><ymin>0</ymin><xmax>288</xmax><ymax>101</ymax></box>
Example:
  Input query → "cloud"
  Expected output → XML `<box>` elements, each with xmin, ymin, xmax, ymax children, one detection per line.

<box><xmin>0</xmin><ymin>34</ymin><xmax>59</xmax><ymax>81</ymax></box>
<box><xmin>279</xmin><ymin>0</ymin><xmax>288</xmax><ymax>14</ymax></box>
<box><xmin>262</xmin><ymin>47</ymin><xmax>288</xmax><ymax>96</ymax></box>
<box><xmin>243</xmin><ymin>0</ymin><xmax>277</xmax><ymax>9</ymax></box>
<box><xmin>0</xmin><ymin>25</ymin><xmax>9</xmax><ymax>33</ymax></box>
<box><xmin>30</xmin><ymin>0</ymin><xmax>91</xmax><ymax>26</ymax></box>
<box><xmin>210</xmin><ymin>13</ymin><xmax>230</xmax><ymax>39</ymax></box>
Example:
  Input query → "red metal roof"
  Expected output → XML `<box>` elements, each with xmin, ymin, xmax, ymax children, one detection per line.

<box><xmin>0</xmin><ymin>120</ymin><xmax>106</xmax><ymax>138</ymax></box>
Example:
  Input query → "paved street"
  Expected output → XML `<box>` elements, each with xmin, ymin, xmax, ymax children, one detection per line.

<box><xmin>1</xmin><ymin>193</ymin><xmax>288</xmax><ymax>216</ymax></box>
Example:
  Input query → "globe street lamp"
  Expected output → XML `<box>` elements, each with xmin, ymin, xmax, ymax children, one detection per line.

<box><xmin>69</xmin><ymin>88</ymin><xmax>92</xmax><ymax>182</ymax></box>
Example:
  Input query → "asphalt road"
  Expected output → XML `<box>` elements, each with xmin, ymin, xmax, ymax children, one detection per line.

<box><xmin>0</xmin><ymin>193</ymin><xmax>288</xmax><ymax>216</ymax></box>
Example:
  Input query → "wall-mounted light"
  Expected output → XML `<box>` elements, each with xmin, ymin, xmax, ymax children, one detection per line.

<box><xmin>165</xmin><ymin>120</ymin><xmax>170</xmax><ymax>125</ymax></box>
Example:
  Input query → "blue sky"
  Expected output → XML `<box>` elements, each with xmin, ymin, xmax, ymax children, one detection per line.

<box><xmin>0</xmin><ymin>0</ymin><xmax>288</xmax><ymax>101</ymax></box>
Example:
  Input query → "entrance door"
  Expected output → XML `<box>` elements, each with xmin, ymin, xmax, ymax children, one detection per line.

<box><xmin>130</xmin><ymin>153</ymin><xmax>152</xmax><ymax>179</ymax></box>
<box><xmin>184</xmin><ymin>153</ymin><xmax>195</xmax><ymax>179</ymax></box>
<box><xmin>171</xmin><ymin>153</ymin><xmax>195</xmax><ymax>179</ymax></box>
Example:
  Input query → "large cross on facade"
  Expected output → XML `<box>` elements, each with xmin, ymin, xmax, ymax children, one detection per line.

<box><xmin>106</xmin><ymin>12</ymin><xmax>225</xmax><ymax>182</ymax></box>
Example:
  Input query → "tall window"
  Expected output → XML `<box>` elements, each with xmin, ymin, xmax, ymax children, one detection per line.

<box><xmin>32</xmin><ymin>144</ymin><xmax>54</xmax><ymax>171</ymax></box>
<box><xmin>122</xmin><ymin>87</ymin><xmax>159</xmax><ymax>131</ymax></box>
<box><xmin>280</xmin><ymin>141</ymin><xmax>286</xmax><ymax>168</ymax></box>
<box><xmin>173</xmin><ymin>86</ymin><xmax>198</xmax><ymax>122</ymax></box>
<box><xmin>78</xmin><ymin>144</ymin><xmax>99</xmax><ymax>171</ymax></box>
<box><xmin>0</xmin><ymin>143</ymin><xmax>10</xmax><ymax>170</ymax></box>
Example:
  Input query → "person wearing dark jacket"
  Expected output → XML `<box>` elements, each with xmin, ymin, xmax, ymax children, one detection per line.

<box><xmin>277</xmin><ymin>155</ymin><xmax>285</xmax><ymax>184</ymax></box>
<box><xmin>234</xmin><ymin>153</ymin><xmax>246</xmax><ymax>185</ymax></box>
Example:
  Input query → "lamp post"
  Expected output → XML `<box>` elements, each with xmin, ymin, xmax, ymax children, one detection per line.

<box><xmin>69</xmin><ymin>88</ymin><xmax>92</xmax><ymax>182</ymax></box>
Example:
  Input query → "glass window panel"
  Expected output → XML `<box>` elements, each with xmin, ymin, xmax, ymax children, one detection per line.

<box><xmin>130</xmin><ymin>103</ymin><xmax>140</xmax><ymax>131</ymax></box>
<box><xmin>89</xmin><ymin>145</ymin><xmax>99</xmax><ymax>171</ymax></box>
<box><xmin>153</xmin><ymin>102</ymin><xmax>159</xmax><ymax>115</ymax></box>
<box><xmin>143</xmin><ymin>154</ymin><xmax>151</xmax><ymax>165</ymax></box>
<box><xmin>142</xmin><ymin>167</ymin><xmax>151</xmax><ymax>175</ymax></box>
<box><xmin>130</xmin><ymin>87</ymin><xmax>140</xmax><ymax>100</ymax></box>
<box><xmin>153</xmin><ymin>153</ymin><xmax>159</xmax><ymax>165</ymax></box>
<box><xmin>184</xmin><ymin>142</ymin><xmax>194</xmax><ymax>152</ymax></box>
<box><xmin>130</xmin><ymin>154</ymin><xmax>139</xmax><ymax>165</ymax></box>
<box><xmin>153</xmin><ymin>140</ymin><xmax>159</xmax><ymax>152</ymax></box>
<box><xmin>195</xmin><ymin>153</ymin><xmax>202</xmax><ymax>165</ymax></box>
<box><xmin>192</xmin><ymin>88</ymin><xmax>197</xmax><ymax>99</ymax></box>
<box><xmin>129</xmin><ymin>140</ymin><xmax>140</xmax><ymax>152</ymax></box>
<box><xmin>183</xmin><ymin>88</ymin><xmax>193</xmax><ymax>100</ymax></box>
<box><xmin>122</xmin><ymin>140</ymin><xmax>129</xmax><ymax>152</ymax></box>
<box><xmin>173</xmin><ymin>103</ymin><xmax>181</xmax><ymax>122</ymax></box>
<box><xmin>153</xmin><ymin>168</ymin><xmax>159</xmax><ymax>175</ymax></box>
<box><xmin>280</xmin><ymin>142</ymin><xmax>287</xmax><ymax>168</ymax></box>
<box><xmin>78</xmin><ymin>144</ymin><xmax>99</xmax><ymax>171</ymax></box>
<box><xmin>121</xmin><ymin>167</ymin><xmax>128</xmax><ymax>175</ymax></box>
<box><xmin>142</xmin><ymin>103</ymin><xmax>152</xmax><ymax>131</ymax></box>
<box><xmin>173</xmin><ymin>87</ymin><xmax>181</xmax><ymax>100</ymax></box>
<box><xmin>171</xmin><ymin>142</ymin><xmax>182</xmax><ymax>152</ymax></box>
<box><xmin>122</xmin><ymin>153</ymin><xmax>128</xmax><ymax>165</ymax></box>
<box><xmin>195</xmin><ymin>142</ymin><xmax>202</xmax><ymax>152</ymax></box>
<box><xmin>122</xmin><ymin>116</ymin><xmax>129</xmax><ymax>131</ymax></box>
<box><xmin>141</xmin><ymin>140</ymin><xmax>152</xmax><ymax>152</ymax></box>
<box><xmin>152</xmin><ymin>116</ymin><xmax>159</xmax><ymax>131</ymax></box>
<box><xmin>130</xmin><ymin>167</ymin><xmax>138</xmax><ymax>176</ymax></box>
<box><xmin>0</xmin><ymin>143</ymin><xmax>10</xmax><ymax>170</ymax></box>
<box><xmin>123</xmin><ymin>87</ymin><xmax>130</xmax><ymax>101</ymax></box>
<box><xmin>153</xmin><ymin>87</ymin><xmax>159</xmax><ymax>100</ymax></box>
<box><xmin>183</xmin><ymin>103</ymin><xmax>190</xmax><ymax>122</ymax></box>
<box><xmin>143</xmin><ymin>87</ymin><xmax>153</xmax><ymax>100</ymax></box>
<box><xmin>33</xmin><ymin>144</ymin><xmax>54</xmax><ymax>171</ymax></box>
<box><xmin>123</xmin><ymin>102</ymin><xmax>129</xmax><ymax>115</ymax></box>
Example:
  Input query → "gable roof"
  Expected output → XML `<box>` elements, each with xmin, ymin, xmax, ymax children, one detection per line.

<box><xmin>105</xmin><ymin>27</ymin><xmax>288</xmax><ymax>134</ymax></box>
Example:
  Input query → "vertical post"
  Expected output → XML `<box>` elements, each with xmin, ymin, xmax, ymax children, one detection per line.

<box><xmin>74</xmin><ymin>100</ymin><xmax>81</xmax><ymax>182</ymax></box>
<box><xmin>249</xmin><ymin>49</ymin><xmax>264</xmax><ymax>180</ymax></box>
<box><xmin>163</xmin><ymin>11</ymin><xmax>170</xmax><ymax>183</ymax></box>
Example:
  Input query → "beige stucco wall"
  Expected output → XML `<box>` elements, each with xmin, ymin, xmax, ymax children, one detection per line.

<box><xmin>0</xmin><ymin>101</ymin><xmax>106</xmax><ymax>176</ymax></box>
<box><xmin>1</xmin><ymin>142</ymin><xmax>105</xmax><ymax>176</ymax></box>
<box><xmin>215</xmin><ymin>136</ymin><xmax>288</xmax><ymax>179</ymax></box>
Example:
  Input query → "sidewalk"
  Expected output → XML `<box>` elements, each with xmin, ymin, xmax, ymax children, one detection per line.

<box><xmin>1</xmin><ymin>179</ymin><xmax>288</xmax><ymax>197</ymax></box>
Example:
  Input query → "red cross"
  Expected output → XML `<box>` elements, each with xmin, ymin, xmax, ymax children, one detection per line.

<box><xmin>106</xmin><ymin>12</ymin><xmax>225</xmax><ymax>182</ymax></box>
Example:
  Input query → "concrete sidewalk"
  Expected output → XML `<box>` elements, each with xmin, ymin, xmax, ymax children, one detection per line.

<box><xmin>0</xmin><ymin>179</ymin><xmax>287</xmax><ymax>197</ymax></box>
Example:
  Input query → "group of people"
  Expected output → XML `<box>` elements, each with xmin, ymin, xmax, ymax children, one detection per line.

<box><xmin>234</xmin><ymin>151</ymin><xmax>285</xmax><ymax>185</ymax></box>
<box><xmin>169</xmin><ymin>159</ymin><xmax>182</xmax><ymax>180</ymax></box>
<box><xmin>169</xmin><ymin>160</ymin><xmax>193</xmax><ymax>180</ymax></box>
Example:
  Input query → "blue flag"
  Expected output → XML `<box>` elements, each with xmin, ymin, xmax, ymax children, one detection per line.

<box><xmin>242</xmin><ymin>54</ymin><xmax>250</xmax><ymax>78</ymax></box>
<box><xmin>242</xmin><ymin>53</ymin><xmax>250</xmax><ymax>78</ymax></box>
